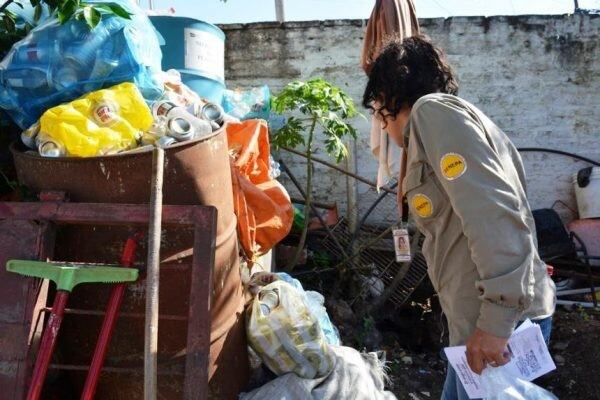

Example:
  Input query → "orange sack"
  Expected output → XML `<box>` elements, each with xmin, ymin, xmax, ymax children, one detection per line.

<box><xmin>227</xmin><ymin>119</ymin><xmax>293</xmax><ymax>263</ymax></box>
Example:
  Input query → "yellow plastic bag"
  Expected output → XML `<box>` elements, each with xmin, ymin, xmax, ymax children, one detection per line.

<box><xmin>39</xmin><ymin>82</ymin><xmax>153</xmax><ymax>157</ymax></box>
<box><xmin>246</xmin><ymin>280</ymin><xmax>334</xmax><ymax>379</ymax></box>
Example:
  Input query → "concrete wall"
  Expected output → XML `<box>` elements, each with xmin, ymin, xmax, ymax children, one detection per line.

<box><xmin>221</xmin><ymin>14</ymin><xmax>599</xmax><ymax>223</ymax></box>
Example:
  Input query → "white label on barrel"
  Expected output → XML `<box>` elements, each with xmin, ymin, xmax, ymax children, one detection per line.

<box><xmin>184</xmin><ymin>27</ymin><xmax>224</xmax><ymax>81</ymax></box>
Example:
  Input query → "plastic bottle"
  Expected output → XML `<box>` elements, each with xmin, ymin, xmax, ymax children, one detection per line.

<box><xmin>85</xmin><ymin>45</ymin><xmax>121</xmax><ymax>91</ymax></box>
<box><xmin>12</xmin><ymin>40</ymin><xmax>60</xmax><ymax>65</ymax></box>
<box><xmin>269</xmin><ymin>156</ymin><xmax>281</xmax><ymax>179</ymax></box>
<box><xmin>54</xmin><ymin>66</ymin><xmax>80</xmax><ymax>90</ymax></box>
<box><xmin>64</xmin><ymin>21</ymin><xmax>113</xmax><ymax>68</ymax></box>
<box><xmin>3</xmin><ymin>68</ymin><xmax>50</xmax><ymax>89</ymax></box>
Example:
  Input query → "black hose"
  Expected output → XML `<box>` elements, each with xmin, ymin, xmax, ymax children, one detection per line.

<box><xmin>517</xmin><ymin>147</ymin><xmax>600</xmax><ymax>166</ymax></box>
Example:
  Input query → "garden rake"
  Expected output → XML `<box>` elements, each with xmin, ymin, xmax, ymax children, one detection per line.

<box><xmin>6</xmin><ymin>260</ymin><xmax>138</xmax><ymax>400</ymax></box>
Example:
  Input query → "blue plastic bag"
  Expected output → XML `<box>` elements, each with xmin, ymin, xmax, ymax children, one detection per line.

<box><xmin>276</xmin><ymin>272</ymin><xmax>342</xmax><ymax>346</ymax></box>
<box><xmin>0</xmin><ymin>0</ymin><xmax>163</xmax><ymax>129</ymax></box>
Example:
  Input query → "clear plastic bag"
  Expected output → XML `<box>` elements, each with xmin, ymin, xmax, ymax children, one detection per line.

<box><xmin>222</xmin><ymin>85</ymin><xmax>270</xmax><ymax>121</ymax></box>
<box><xmin>277</xmin><ymin>272</ymin><xmax>341</xmax><ymax>346</ymax></box>
<box><xmin>246</xmin><ymin>280</ymin><xmax>335</xmax><ymax>379</ymax></box>
<box><xmin>482</xmin><ymin>367</ymin><xmax>558</xmax><ymax>400</ymax></box>
<box><xmin>0</xmin><ymin>0</ymin><xmax>163</xmax><ymax>129</ymax></box>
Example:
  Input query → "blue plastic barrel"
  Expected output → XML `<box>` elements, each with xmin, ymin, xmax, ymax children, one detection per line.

<box><xmin>150</xmin><ymin>16</ymin><xmax>226</xmax><ymax>104</ymax></box>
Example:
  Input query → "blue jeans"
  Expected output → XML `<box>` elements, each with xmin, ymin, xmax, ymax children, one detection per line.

<box><xmin>441</xmin><ymin>317</ymin><xmax>552</xmax><ymax>400</ymax></box>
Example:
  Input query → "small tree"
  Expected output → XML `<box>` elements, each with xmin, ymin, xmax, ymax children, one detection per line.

<box><xmin>271</xmin><ymin>78</ymin><xmax>360</xmax><ymax>270</ymax></box>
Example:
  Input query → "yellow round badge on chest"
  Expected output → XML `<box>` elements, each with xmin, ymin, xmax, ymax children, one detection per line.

<box><xmin>440</xmin><ymin>153</ymin><xmax>467</xmax><ymax>181</ymax></box>
<box><xmin>411</xmin><ymin>194</ymin><xmax>433</xmax><ymax>218</ymax></box>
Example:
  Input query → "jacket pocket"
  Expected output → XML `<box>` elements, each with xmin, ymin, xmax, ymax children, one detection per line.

<box><xmin>403</xmin><ymin>163</ymin><xmax>447</xmax><ymax>221</ymax></box>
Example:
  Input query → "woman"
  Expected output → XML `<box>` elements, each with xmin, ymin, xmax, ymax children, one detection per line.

<box><xmin>362</xmin><ymin>36</ymin><xmax>556</xmax><ymax>400</ymax></box>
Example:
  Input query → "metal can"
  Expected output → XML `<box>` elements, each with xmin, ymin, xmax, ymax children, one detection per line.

<box><xmin>258</xmin><ymin>289</ymin><xmax>280</xmax><ymax>316</ymax></box>
<box><xmin>21</xmin><ymin>122</ymin><xmax>40</xmax><ymax>149</ymax></box>
<box><xmin>198</xmin><ymin>102</ymin><xmax>224</xmax><ymax>126</ymax></box>
<box><xmin>155</xmin><ymin>135</ymin><xmax>177</xmax><ymax>148</ymax></box>
<box><xmin>92</xmin><ymin>100</ymin><xmax>120</xmax><ymax>126</ymax></box>
<box><xmin>168</xmin><ymin>117</ymin><xmax>195</xmax><ymax>142</ymax></box>
<box><xmin>152</xmin><ymin>100</ymin><xmax>178</xmax><ymax>119</ymax></box>
<box><xmin>38</xmin><ymin>139</ymin><xmax>66</xmax><ymax>158</ymax></box>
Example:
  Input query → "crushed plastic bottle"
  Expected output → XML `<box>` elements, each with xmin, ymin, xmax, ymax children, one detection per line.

<box><xmin>269</xmin><ymin>156</ymin><xmax>281</xmax><ymax>179</ymax></box>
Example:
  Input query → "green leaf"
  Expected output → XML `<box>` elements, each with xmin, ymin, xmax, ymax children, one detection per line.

<box><xmin>82</xmin><ymin>5</ymin><xmax>100</xmax><ymax>28</ymax></box>
<box><xmin>4</xmin><ymin>9</ymin><xmax>17</xmax><ymax>19</ymax></box>
<box><xmin>95</xmin><ymin>2</ymin><xmax>132</xmax><ymax>19</ymax></box>
<box><xmin>271</xmin><ymin>117</ymin><xmax>306</xmax><ymax>149</ymax></box>
<box><xmin>13</xmin><ymin>2</ymin><xmax>24</xmax><ymax>8</ymax></box>
<box><xmin>2</xmin><ymin>15</ymin><xmax>16</xmax><ymax>32</ymax></box>
<box><xmin>30</xmin><ymin>0</ymin><xmax>41</xmax><ymax>7</ymax></box>
<box><xmin>57</xmin><ymin>0</ymin><xmax>78</xmax><ymax>24</ymax></box>
<box><xmin>33</xmin><ymin>3</ymin><xmax>42</xmax><ymax>21</ymax></box>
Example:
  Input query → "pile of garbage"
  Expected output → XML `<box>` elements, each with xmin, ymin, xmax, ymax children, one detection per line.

<box><xmin>0</xmin><ymin>1</ymin><xmax>269</xmax><ymax>158</ymax></box>
<box><xmin>242</xmin><ymin>271</ymin><xmax>397</xmax><ymax>399</ymax></box>
<box><xmin>20</xmin><ymin>76</ymin><xmax>234</xmax><ymax>157</ymax></box>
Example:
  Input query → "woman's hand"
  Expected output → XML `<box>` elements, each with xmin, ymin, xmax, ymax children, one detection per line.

<box><xmin>465</xmin><ymin>328</ymin><xmax>511</xmax><ymax>374</ymax></box>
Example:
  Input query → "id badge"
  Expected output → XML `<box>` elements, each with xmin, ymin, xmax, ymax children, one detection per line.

<box><xmin>393</xmin><ymin>225</ymin><xmax>411</xmax><ymax>263</ymax></box>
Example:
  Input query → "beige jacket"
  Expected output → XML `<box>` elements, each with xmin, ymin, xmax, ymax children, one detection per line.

<box><xmin>402</xmin><ymin>94</ymin><xmax>556</xmax><ymax>345</ymax></box>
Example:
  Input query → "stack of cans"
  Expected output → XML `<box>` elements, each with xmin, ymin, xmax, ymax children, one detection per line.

<box><xmin>149</xmin><ymin>98</ymin><xmax>228</xmax><ymax>149</ymax></box>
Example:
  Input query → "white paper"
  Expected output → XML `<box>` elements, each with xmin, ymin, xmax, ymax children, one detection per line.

<box><xmin>184</xmin><ymin>28</ymin><xmax>224</xmax><ymax>81</ymax></box>
<box><xmin>444</xmin><ymin>320</ymin><xmax>556</xmax><ymax>399</ymax></box>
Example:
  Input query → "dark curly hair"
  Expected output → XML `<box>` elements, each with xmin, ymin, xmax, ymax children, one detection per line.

<box><xmin>362</xmin><ymin>35</ymin><xmax>458</xmax><ymax>120</ymax></box>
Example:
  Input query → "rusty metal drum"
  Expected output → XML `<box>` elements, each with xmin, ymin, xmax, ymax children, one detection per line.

<box><xmin>11</xmin><ymin>128</ymin><xmax>248</xmax><ymax>399</ymax></box>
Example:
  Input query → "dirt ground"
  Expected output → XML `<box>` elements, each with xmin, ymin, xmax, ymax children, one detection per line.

<box><xmin>378</xmin><ymin>307</ymin><xmax>600</xmax><ymax>400</ymax></box>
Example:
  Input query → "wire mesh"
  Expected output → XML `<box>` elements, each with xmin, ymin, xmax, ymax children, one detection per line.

<box><xmin>317</xmin><ymin>173</ymin><xmax>430</xmax><ymax>309</ymax></box>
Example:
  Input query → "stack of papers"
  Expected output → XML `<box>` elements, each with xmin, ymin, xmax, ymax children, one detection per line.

<box><xmin>444</xmin><ymin>320</ymin><xmax>556</xmax><ymax>399</ymax></box>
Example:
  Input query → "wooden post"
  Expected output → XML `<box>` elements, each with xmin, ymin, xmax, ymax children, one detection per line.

<box><xmin>275</xmin><ymin>0</ymin><xmax>285</xmax><ymax>22</ymax></box>
<box><xmin>345</xmin><ymin>138</ymin><xmax>359</xmax><ymax>233</ymax></box>
<box><xmin>144</xmin><ymin>147</ymin><xmax>164</xmax><ymax>400</ymax></box>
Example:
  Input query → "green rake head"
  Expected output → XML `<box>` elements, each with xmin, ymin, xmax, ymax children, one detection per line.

<box><xmin>6</xmin><ymin>260</ymin><xmax>138</xmax><ymax>292</ymax></box>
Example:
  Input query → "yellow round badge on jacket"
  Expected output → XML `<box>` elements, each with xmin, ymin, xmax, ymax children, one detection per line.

<box><xmin>411</xmin><ymin>194</ymin><xmax>433</xmax><ymax>218</ymax></box>
<box><xmin>440</xmin><ymin>153</ymin><xmax>467</xmax><ymax>181</ymax></box>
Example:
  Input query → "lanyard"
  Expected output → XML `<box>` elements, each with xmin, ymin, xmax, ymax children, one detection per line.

<box><xmin>394</xmin><ymin>148</ymin><xmax>411</xmax><ymax>262</ymax></box>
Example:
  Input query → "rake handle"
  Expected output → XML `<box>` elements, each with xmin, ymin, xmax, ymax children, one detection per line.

<box><xmin>81</xmin><ymin>233</ymin><xmax>141</xmax><ymax>400</ymax></box>
<box><xmin>27</xmin><ymin>290</ymin><xmax>70</xmax><ymax>400</ymax></box>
